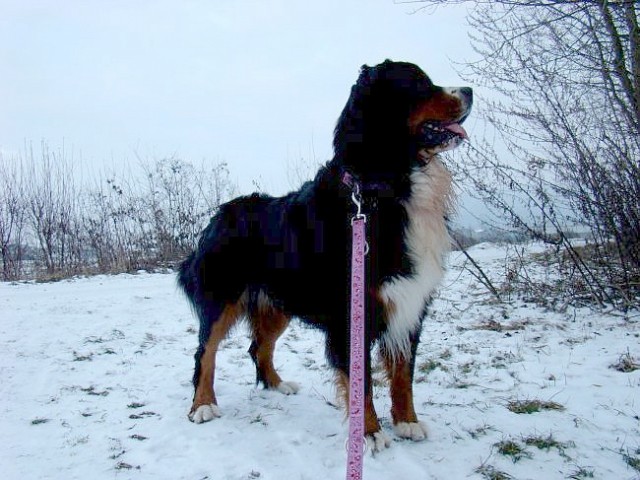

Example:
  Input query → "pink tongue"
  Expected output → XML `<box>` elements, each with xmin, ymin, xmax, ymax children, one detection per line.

<box><xmin>444</xmin><ymin>123</ymin><xmax>468</xmax><ymax>140</ymax></box>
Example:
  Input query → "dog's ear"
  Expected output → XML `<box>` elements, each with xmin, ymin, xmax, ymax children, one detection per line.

<box><xmin>350</xmin><ymin>64</ymin><xmax>374</xmax><ymax>100</ymax></box>
<box><xmin>358</xmin><ymin>64</ymin><xmax>372</xmax><ymax>84</ymax></box>
<box><xmin>358</xmin><ymin>60</ymin><xmax>394</xmax><ymax>85</ymax></box>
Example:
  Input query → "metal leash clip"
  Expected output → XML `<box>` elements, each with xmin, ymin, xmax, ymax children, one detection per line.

<box><xmin>350</xmin><ymin>181</ymin><xmax>366</xmax><ymax>224</ymax></box>
<box><xmin>349</xmin><ymin>182</ymin><xmax>369</xmax><ymax>255</ymax></box>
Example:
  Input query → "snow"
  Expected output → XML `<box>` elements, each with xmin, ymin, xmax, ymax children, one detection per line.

<box><xmin>1</xmin><ymin>243</ymin><xmax>639</xmax><ymax>480</ymax></box>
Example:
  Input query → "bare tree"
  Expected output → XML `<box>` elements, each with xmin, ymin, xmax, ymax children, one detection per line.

<box><xmin>81</xmin><ymin>157</ymin><xmax>236</xmax><ymax>273</ymax></box>
<box><xmin>25</xmin><ymin>142</ymin><xmax>85</xmax><ymax>277</ymax></box>
<box><xmin>402</xmin><ymin>0</ymin><xmax>639</xmax><ymax>308</ymax></box>
<box><xmin>1</xmin><ymin>140</ymin><xmax>236</xmax><ymax>280</ymax></box>
<box><xmin>0</xmin><ymin>156</ymin><xmax>27</xmax><ymax>280</ymax></box>
<box><xmin>141</xmin><ymin>157</ymin><xmax>235</xmax><ymax>263</ymax></box>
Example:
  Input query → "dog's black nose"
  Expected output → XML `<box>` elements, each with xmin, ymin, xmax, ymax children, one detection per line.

<box><xmin>460</xmin><ymin>87</ymin><xmax>473</xmax><ymax>105</ymax></box>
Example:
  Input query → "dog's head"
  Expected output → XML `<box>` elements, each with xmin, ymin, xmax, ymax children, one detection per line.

<box><xmin>334</xmin><ymin>60</ymin><xmax>472</xmax><ymax>175</ymax></box>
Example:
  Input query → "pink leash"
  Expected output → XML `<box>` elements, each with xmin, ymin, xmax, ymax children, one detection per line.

<box><xmin>344</xmin><ymin>173</ymin><xmax>367</xmax><ymax>480</ymax></box>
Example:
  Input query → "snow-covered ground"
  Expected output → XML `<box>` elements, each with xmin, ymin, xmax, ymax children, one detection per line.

<box><xmin>1</xmin><ymin>243</ymin><xmax>638</xmax><ymax>480</ymax></box>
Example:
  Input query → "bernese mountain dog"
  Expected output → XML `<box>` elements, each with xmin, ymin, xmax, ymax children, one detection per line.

<box><xmin>178</xmin><ymin>59</ymin><xmax>472</xmax><ymax>451</ymax></box>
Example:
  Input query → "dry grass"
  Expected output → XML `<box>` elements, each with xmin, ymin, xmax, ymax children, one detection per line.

<box><xmin>622</xmin><ymin>448</ymin><xmax>640</xmax><ymax>473</ymax></box>
<box><xmin>476</xmin><ymin>464</ymin><xmax>514</xmax><ymax>480</ymax></box>
<box><xmin>494</xmin><ymin>439</ymin><xmax>531</xmax><ymax>463</ymax></box>
<box><xmin>610</xmin><ymin>351</ymin><xmax>639</xmax><ymax>373</ymax></box>
<box><xmin>507</xmin><ymin>399</ymin><xmax>565</xmax><ymax>414</ymax></box>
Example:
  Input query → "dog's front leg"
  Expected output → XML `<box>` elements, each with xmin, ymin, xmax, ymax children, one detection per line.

<box><xmin>382</xmin><ymin>330</ymin><xmax>428</xmax><ymax>442</ymax></box>
<box><xmin>336</xmin><ymin>366</ymin><xmax>391</xmax><ymax>453</ymax></box>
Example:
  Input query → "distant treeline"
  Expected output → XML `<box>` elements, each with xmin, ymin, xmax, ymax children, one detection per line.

<box><xmin>0</xmin><ymin>143</ymin><xmax>235</xmax><ymax>281</ymax></box>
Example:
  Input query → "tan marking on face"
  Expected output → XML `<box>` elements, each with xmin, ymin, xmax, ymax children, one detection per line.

<box><xmin>408</xmin><ymin>90</ymin><xmax>465</xmax><ymax>132</ymax></box>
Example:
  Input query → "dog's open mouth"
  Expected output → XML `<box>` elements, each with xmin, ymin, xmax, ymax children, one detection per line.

<box><xmin>420</xmin><ymin>121</ymin><xmax>468</xmax><ymax>145</ymax></box>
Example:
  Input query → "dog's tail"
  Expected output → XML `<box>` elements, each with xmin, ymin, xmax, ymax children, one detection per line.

<box><xmin>177</xmin><ymin>250</ymin><xmax>217</xmax><ymax>346</ymax></box>
<box><xmin>177</xmin><ymin>251</ymin><xmax>198</xmax><ymax>306</ymax></box>
<box><xmin>178</xmin><ymin>250</ymin><xmax>215</xmax><ymax>389</ymax></box>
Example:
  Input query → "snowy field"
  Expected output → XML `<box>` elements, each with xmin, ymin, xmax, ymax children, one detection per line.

<box><xmin>1</xmin><ymin>243</ymin><xmax>638</xmax><ymax>480</ymax></box>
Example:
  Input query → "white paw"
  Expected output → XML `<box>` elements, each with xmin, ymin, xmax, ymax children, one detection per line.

<box><xmin>188</xmin><ymin>403</ymin><xmax>221</xmax><ymax>424</ymax></box>
<box><xmin>368</xmin><ymin>430</ymin><xmax>392</xmax><ymax>453</ymax></box>
<box><xmin>393</xmin><ymin>421</ymin><xmax>428</xmax><ymax>441</ymax></box>
<box><xmin>275</xmin><ymin>381</ymin><xmax>300</xmax><ymax>395</ymax></box>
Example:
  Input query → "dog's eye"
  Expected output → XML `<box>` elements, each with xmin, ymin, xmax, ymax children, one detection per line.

<box><xmin>416</xmin><ymin>80</ymin><xmax>434</xmax><ymax>96</ymax></box>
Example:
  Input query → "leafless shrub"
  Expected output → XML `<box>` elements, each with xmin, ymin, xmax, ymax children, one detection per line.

<box><xmin>0</xmin><ymin>155</ymin><xmax>27</xmax><ymax>280</ymax></box>
<box><xmin>82</xmin><ymin>157</ymin><xmax>234</xmax><ymax>273</ymax></box>
<box><xmin>406</xmin><ymin>0</ymin><xmax>640</xmax><ymax>310</ymax></box>
<box><xmin>0</xmin><ymin>142</ymin><xmax>235</xmax><ymax>280</ymax></box>
<box><xmin>24</xmin><ymin>142</ymin><xmax>85</xmax><ymax>278</ymax></box>
<box><xmin>82</xmin><ymin>173</ymin><xmax>154</xmax><ymax>273</ymax></box>
<box><xmin>140</xmin><ymin>157</ymin><xmax>235</xmax><ymax>263</ymax></box>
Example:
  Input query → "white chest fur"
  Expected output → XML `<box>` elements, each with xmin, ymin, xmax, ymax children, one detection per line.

<box><xmin>379</xmin><ymin>158</ymin><xmax>453</xmax><ymax>360</ymax></box>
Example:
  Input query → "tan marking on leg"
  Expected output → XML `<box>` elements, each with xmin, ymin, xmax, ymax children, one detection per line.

<box><xmin>190</xmin><ymin>302</ymin><xmax>242</xmax><ymax>414</ymax></box>
<box><xmin>364</xmin><ymin>393</ymin><xmax>381</xmax><ymax>437</ymax></box>
<box><xmin>250</xmin><ymin>307</ymin><xmax>290</xmax><ymax>389</ymax></box>
<box><xmin>335</xmin><ymin>370</ymin><xmax>381</xmax><ymax>436</ymax></box>
<box><xmin>336</xmin><ymin>370</ymin><xmax>349</xmax><ymax>409</ymax></box>
<box><xmin>383</xmin><ymin>353</ymin><xmax>418</xmax><ymax>425</ymax></box>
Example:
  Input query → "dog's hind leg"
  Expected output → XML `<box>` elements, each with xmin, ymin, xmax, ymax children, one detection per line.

<box><xmin>248</xmin><ymin>300</ymin><xmax>299</xmax><ymax>395</ymax></box>
<box><xmin>189</xmin><ymin>300</ymin><xmax>243</xmax><ymax>423</ymax></box>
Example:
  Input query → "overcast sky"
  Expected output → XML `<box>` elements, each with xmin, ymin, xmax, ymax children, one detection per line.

<box><xmin>1</xmin><ymin>0</ymin><xmax>478</xmax><ymax>203</ymax></box>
